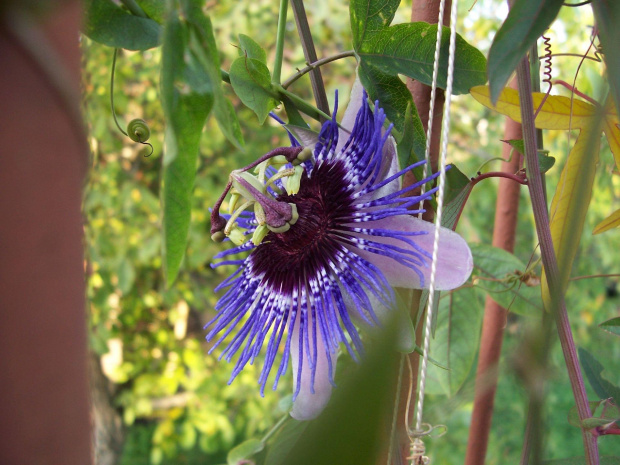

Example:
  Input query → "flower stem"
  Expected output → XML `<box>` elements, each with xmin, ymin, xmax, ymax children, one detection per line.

<box><xmin>290</xmin><ymin>0</ymin><xmax>330</xmax><ymax>120</ymax></box>
<box><xmin>515</xmin><ymin>57</ymin><xmax>599</xmax><ymax>465</ymax></box>
<box><xmin>261</xmin><ymin>413</ymin><xmax>289</xmax><ymax>443</ymax></box>
<box><xmin>272</xmin><ymin>0</ymin><xmax>289</xmax><ymax>85</ymax></box>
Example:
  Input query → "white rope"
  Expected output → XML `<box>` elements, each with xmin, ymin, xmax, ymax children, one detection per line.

<box><xmin>417</xmin><ymin>0</ymin><xmax>448</xmax><ymax>219</ymax></box>
<box><xmin>414</xmin><ymin>0</ymin><xmax>460</xmax><ymax>440</ymax></box>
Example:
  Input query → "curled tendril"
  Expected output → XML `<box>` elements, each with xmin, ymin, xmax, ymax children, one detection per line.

<box><xmin>127</xmin><ymin>118</ymin><xmax>153</xmax><ymax>157</ymax></box>
<box><xmin>110</xmin><ymin>48</ymin><xmax>153</xmax><ymax>157</ymax></box>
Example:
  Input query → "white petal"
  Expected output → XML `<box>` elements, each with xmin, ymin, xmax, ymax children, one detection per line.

<box><xmin>350</xmin><ymin>215</ymin><xmax>473</xmax><ymax>291</ymax></box>
<box><xmin>287</xmin><ymin>126</ymin><xmax>319</xmax><ymax>148</ymax></box>
<box><xmin>290</xmin><ymin>313</ymin><xmax>337</xmax><ymax>420</ymax></box>
<box><xmin>335</xmin><ymin>74</ymin><xmax>365</xmax><ymax>154</ymax></box>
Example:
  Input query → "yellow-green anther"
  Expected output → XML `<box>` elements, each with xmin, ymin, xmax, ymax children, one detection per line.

<box><xmin>211</xmin><ymin>230</ymin><xmax>226</xmax><ymax>242</ymax></box>
<box><xmin>251</xmin><ymin>224</ymin><xmax>270</xmax><ymax>246</ymax></box>
<box><xmin>286</xmin><ymin>165</ymin><xmax>304</xmax><ymax>194</ymax></box>
<box><xmin>265</xmin><ymin>168</ymin><xmax>295</xmax><ymax>191</ymax></box>
<box><xmin>293</xmin><ymin>147</ymin><xmax>312</xmax><ymax>165</ymax></box>
<box><xmin>228</xmin><ymin>192</ymin><xmax>241</xmax><ymax>214</ymax></box>
<box><xmin>254</xmin><ymin>202</ymin><xmax>266</xmax><ymax>225</ymax></box>
<box><xmin>228</xmin><ymin>226</ymin><xmax>246</xmax><ymax>246</ymax></box>
<box><xmin>225</xmin><ymin>200</ymin><xmax>254</xmax><ymax>235</ymax></box>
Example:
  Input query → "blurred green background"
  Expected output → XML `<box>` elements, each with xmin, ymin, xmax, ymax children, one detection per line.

<box><xmin>82</xmin><ymin>0</ymin><xmax>620</xmax><ymax>463</ymax></box>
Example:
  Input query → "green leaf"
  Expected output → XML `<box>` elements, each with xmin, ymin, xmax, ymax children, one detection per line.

<box><xmin>349</xmin><ymin>0</ymin><xmax>400</xmax><ymax>49</ymax></box>
<box><xmin>358</xmin><ymin>61</ymin><xmax>420</xmax><ymax>136</ymax></box>
<box><xmin>442</xmin><ymin>167</ymin><xmax>473</xmax><ymax>232</ymax></box>
<box><xmin>600</xmin><ymin>317</ymin><xmax>620</xmax><ymax>336</ymax></box>
<box><xmin>282</xmin><ymin>97</ymin><xmax>310</xmax><ymax>128</ymax></box>
<box><xmin>186</xmin><ymin>6</ymin><xmax>244</xmax><ymax>149</ymax></box>
<box><xmin>591</xmin><ymin>0</ymin><xmax>620</xmax><ymax>117</ymax></box>
<box><xmin>136</xmin><ymin>0</ymin><xmax>166</xmax><ymax>24</ymax></box>
<box><xmin>227</xmin><ymin>438</ymin><xmax>264</xmax><ymax>465</ymax></box>
<box><xmin>578</xmin><ymin>348</ymin><xmax>620</xmax><ymax>402</ymax></box>
<box><xmin>160</xmin><ymin>15</ymin><xmax>213</xmax><ymax>286</ymax></box>
<box><xmin>444</xmin><ymin>164</ymin><xmax>471</xmax><ymax>206</ymax></box>
<box><xmin>568</xmin><ymin>400</ymin><xmax>608</xmax><ymax>428</ymax></box>
<box><xmin>229</xmin><ymin>57</ymin><xmax>279</xmax><ymax>124</ymax></box>
<box><xmin>264</xmin><ymin>420</ymin><xmax>309</xmax><ymax>465</ymax></box>
<box><xmin>357</xmin><ymin>23</ymin><xmax>487</xmax><ymax>95</ymax></box>
<box><xmin>238</xmin><ymin>34</ymin><xmax>267</xmax><ymax>63</ymax></box>
<box><xmin>426</xmin><ymin>287</ymin><xmax>484</xmax><ymax>396</ymax></box>
<box><xmin>84</xmin><ymin>0</ymin><xmax>161</xmax><ymax>50</ymax></box>
<box><xmin>396</xmin><ymin>101</ymin><xmax>427</xmax><ymax>182</ymax></box>
<box><xmin>505</xmin><ymin>139</ymin><xmax>555</xmax><ymax>173</ymax></box>
<box><xmin>276</xmin><ymin>319</ymin><xmax>401</xmax><ymax>465</ymax></box>
<box><xmin>470</xmin><ymin>244</ymin><xmax>543</xmax><ymax>317</ymax></box>
<box><xmin>488</xmin><ymin>0</ymin><xmax>564</xmax><ymax>103</ymax></box>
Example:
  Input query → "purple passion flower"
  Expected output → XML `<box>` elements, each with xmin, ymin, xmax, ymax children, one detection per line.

<box><xmin>207</xmin><ymin>81</ymin><xmax>473</xmax><ymax>420</ymax></box>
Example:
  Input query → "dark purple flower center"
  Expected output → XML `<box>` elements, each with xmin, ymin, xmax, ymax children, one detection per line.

<box><xmin>250</xmin><ymin>159</ymin><xmax>355</xmax><ymax>290</ymax></box>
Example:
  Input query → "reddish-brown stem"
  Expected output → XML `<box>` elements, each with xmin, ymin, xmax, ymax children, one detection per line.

<box><xmin>553</xmin><ymin>79</ymin><xmax>599</xmax><ymax>106</ymax></box>
<box><xmin>465</xmin><ymin>81</ymin><xmax>523</xmax><ymax>465</ymax></box>
<box><xmin>470</xmin><ymin>171</ymin><xmax>528</xmax><ymax>186</ymax></box>
<box><xmin>516</xmin><ymin>57</ymin><xmax>599</xmax><ymax>465</ymax></box>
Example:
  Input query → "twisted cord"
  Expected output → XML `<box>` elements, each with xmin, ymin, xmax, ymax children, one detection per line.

<box><xmin>533</xmin><ymin>35</ymin><xmax>553</xmax><ymax>121</ymax></box>
<box><xmin>416</xmin><ymin>0</ymin><xmax>448</xmax><ymax>219</ymax></box>
<box><xmin>414</xmin><ymin>0</ymin><xmax>459</xmax><ymax>442</ymax></box>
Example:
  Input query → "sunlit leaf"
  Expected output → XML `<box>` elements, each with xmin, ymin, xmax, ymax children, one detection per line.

<box><xmin>84</xmin><ymin>0</ymin><xmax>162</xmax><ymax>50</ymax></box>
<box><xmin>593</xmin><ymin>207</ymin><xmax>620</xmax><ymax>236</ymax></box>
<box><xmin>470</xmin><ymin>86</ymin><xmax>620</xmax><ymax>309</ymax></box>
<box><xmin>487</xmin><ymin>0</ymin><xmax>563</xmax><ymax>103</ymax></box>
<box><xmin>229</xmin><ymin>57</ymin><xmax>279</xmax><ymax>124</ymax></box>
<box><xmin>357</xmin><ymin>23</ymin><xmax>487</xmax><ymax>95</ymax></box>
<box><xmin>470</xmin><ymin>86</ymin><xmax>597</xmax><ymax>129</ymax></box>
<box><xmin>349</xmin><ymin>0</ymin><xmax>399</xmax><ymax>49</ymax></box>
<box><xmin>238</xmin><ymin>34</ymin><xmax>268</xmax><ymax>63</ymax></box>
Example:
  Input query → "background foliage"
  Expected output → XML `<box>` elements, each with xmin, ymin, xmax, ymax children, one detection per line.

<box><xmin>82</xmin><ymin>0</ymin><xmax>620</xmax><ymax>463</ymax></box>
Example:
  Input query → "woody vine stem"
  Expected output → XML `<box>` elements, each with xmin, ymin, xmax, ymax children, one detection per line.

<box><xmin>516</xmin><ymin>57</ymin><xmax>599</xmax><ymax>465</ymax></box>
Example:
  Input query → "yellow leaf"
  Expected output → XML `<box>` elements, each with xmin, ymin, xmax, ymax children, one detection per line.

<box><xmin>543</xmin><ymin>129</ymin><xmax>601</xmax><ymax>303</ymax></box>
<box><xmin>603</xmin><ymin>98</ymin><xmax>620</xmax><ymax>167</ymax></box>
<box><xmin>593</xmin><ymin>208</ymin><xmax>620</xmax><ymax>235</ymax></box>
<box><xmin>470</xmin><ymin>85</ymin><xmax>597</xmax><ymax>130</ymax></box>
<box><xmin>471</xmin><ymin>85</ymin><xmax>615</xmax><ymax>311</ymax></box>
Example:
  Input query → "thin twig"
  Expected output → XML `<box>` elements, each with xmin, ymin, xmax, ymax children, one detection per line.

<box><xmin>283</xmin><ymin>50</ymin><xmax>356</xmax><ymax>89</ymax></box>
<box><xmin>290</xmin><ymin>0</ymin><xmax>330</xmax><ymax>120</ymax></box>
